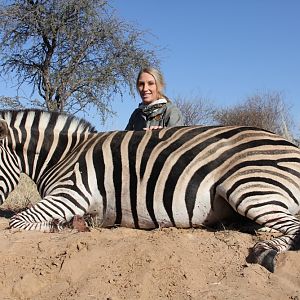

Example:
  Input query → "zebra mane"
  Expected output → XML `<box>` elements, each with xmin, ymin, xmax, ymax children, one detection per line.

<box><xmin>0</xmin><ymin>109</ymin><xmax>96</xmax><ymax>134</ymax></box>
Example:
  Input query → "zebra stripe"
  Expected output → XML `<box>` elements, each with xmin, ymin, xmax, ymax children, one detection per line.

<box><xmin>1</xmin><ymin>109</ymin><xmax>300</xmax><ymax>272</ymax></box>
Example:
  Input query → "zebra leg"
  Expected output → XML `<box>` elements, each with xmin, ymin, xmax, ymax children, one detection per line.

<box><xmin>234</xmin><ymin>196</ymin><xmax>300</xmax><ymax>272</ymax></box>
<box><xmin>245</xmin><ymin>213</ymin><xmax>300</xmax><ymax>272</ymax></box>
<box><xmin>9</xmin><ymin>197</ymin><xmax>83</xmax><ymax>232</ymax></box>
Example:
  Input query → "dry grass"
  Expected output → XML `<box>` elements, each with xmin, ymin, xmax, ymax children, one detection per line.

<box><xmin>1</xmin><ymin>173</ymin><xmax>40</xmax><ymax>212</ymax></box>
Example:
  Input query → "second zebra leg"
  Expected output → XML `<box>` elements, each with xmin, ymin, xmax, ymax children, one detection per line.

<box><xmin>9</xmin><ymin>197</ymin><xmax>86</xmax><ymax>232</ymax></box>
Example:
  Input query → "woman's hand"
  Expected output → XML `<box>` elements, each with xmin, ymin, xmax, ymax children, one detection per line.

<box><xmin>143</xmin><ymin>126</ymin><xmax>163</xmax><ymax>131</ymax></box>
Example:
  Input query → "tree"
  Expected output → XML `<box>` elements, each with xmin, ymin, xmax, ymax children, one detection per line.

<box><xmin>173</xmin><ymin>96</ymin><xmax>215</xmax><ymax>126</ymax></box>
<box><xmin>0</xmin><ymin>95</ymin><xmax>25</xmax><ymax>110</ymax></box>
<box><xmin>0</xmin><ymin>0</ymin><xmax>158</xmax><ymax>122</ymax></box>
<box><xmin>212</xmin><ymin>91</ymin><xmax>295</xmax><ymax>141</ymax></box>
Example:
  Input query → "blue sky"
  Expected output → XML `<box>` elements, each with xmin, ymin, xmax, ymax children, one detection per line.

<box><xmin>106</xmin><ymin>0</ymin><xmax>300</xmax><ymax>132</ymax></box>
<box><xmin>1</xmin><ymin>1</ymin><xmax>300</xmax><ymax>132</ymax></box>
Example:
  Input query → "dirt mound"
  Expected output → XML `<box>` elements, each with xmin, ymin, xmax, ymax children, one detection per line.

<box><xmin>1</xmin><ymin>216</ymin><xmax>300</xmax><ymax>299</ymax></box>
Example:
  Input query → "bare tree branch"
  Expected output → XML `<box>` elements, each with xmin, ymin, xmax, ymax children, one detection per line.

<box><xmin>0</xmin><ymin>0</ymin><xmax>159</xmax><ymax>123</ymax></box>
<box><xmin>0</xmin><ymin>95</ymin><xmax>25</xmax><ymax>109</ymax></box>
<box><xmin>173</xmin><ymin>96</ymin><xmax>215</xmax><ymax>126</ymax></box>
<box><xmin>212</xmin><ymin>91</ymin><xmax>295</xmax><ymax>141</ymax></box>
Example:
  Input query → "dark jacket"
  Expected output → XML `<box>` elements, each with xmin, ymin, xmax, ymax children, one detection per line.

<box><xmin>125</xmin><ymin>101</ymin><xmax>184</xmax><ymax>131</ymax></box>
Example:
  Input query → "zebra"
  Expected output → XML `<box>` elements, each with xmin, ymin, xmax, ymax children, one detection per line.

<box><xmin>0</xmin><ymin>109</ymin><xmax>300</xmax><ymax>273</ymax></box>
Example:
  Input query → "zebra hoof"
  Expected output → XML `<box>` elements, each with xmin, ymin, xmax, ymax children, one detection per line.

<box><xmin>246</xmin><ymin>246</ymin><xmax>277</xmax><ymax>273</ymax></box>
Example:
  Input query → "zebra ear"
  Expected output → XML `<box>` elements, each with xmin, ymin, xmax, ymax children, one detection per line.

<box><xmin>0</xmin><ymin>119</ymin><xmax>9</xmax><ymax>140</ymax></box>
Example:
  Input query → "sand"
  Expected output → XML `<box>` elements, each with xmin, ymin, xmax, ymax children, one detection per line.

<box><xmin>0</xmin><ymin>215</ymin><xmax>300</xmax><ymax>300</ymax></box>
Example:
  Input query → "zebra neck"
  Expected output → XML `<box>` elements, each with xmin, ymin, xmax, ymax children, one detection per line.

<box><xmin>13</xmin><ymin>129</ymin><xmax>91</xmax><ymax>183</ymax></box>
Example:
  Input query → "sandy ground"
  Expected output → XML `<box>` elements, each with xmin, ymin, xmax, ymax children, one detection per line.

<box><xmin>0</xmin><ymin>214</ymin><xmax>300</xmax><ymax>300</ymax></box>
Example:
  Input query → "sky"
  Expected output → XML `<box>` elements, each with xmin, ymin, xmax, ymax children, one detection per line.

<box><xmin>107</xmin><ymin>0</ymin><xmax>300</xmax><ymax>132</ymax></box>
<box><xmin>1</xmin><ymin>0</ymin><xmax>300</xmax><ymax>132</ymax></box>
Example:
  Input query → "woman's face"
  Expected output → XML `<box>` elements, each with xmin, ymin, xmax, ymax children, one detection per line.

<box><xmin>137</xmin><ymin>72</ymin><xmax>159</xmax><ymax>105</ymax></box>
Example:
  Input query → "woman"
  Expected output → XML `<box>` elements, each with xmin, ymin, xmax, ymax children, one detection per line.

<box><xmin>125</xmin><ymin>67</ymin><xmax>183</xmax><ymax>131</ymax></box>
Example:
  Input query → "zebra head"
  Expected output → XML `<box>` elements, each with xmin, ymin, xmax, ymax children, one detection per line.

<box><xmin>0</xmin><ymin>118</ymin><xmax>21</xmax><ymax>204</ymax></box>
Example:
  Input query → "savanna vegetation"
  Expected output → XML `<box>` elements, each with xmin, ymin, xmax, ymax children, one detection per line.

<box><xmin>175</xmin><ymin>91</ymin><xmax>298</xmax><ymax>144</ymax></box>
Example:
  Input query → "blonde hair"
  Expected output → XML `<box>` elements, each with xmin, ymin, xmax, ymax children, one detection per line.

<box><xmin>136</xmin><ymin>67</ymin><xmax>170</xmax><ymax>101</ymax></box>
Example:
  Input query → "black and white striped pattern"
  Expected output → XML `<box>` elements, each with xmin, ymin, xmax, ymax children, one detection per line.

<box><xmin>0</xmin><ymin>109</ymin><xmax>300</xmax><ymax>272</ymax></box>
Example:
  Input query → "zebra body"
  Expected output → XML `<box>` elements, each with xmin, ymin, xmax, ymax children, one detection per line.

<box><xmin>1</xmin><ymin>109</ymin><xmax>300</xmax><ymax>272</ymax></box>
